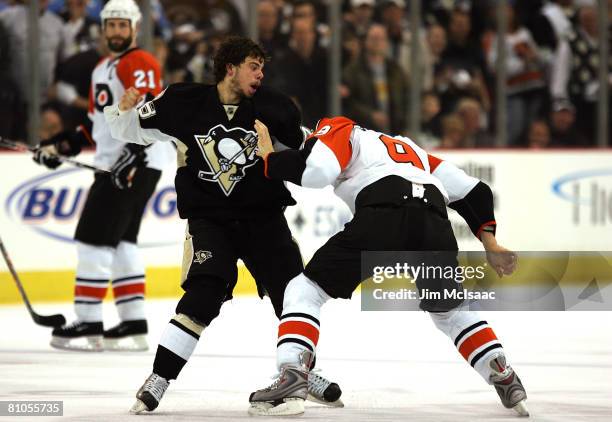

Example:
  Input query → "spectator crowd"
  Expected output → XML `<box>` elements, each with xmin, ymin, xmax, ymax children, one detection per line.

<box><xmin>0</xmin><ymin>0</ymin><xmax>610</xmax><ymax>148</ymax></box>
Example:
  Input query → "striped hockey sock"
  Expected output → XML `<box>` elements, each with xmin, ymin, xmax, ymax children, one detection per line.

<box><xmin>430</xmin><ymin>309</ymin><xmax>504</xmax><ymax>383</ymax></box>
<box><xmin>74</xmin><ymin>242</ymin><xmax>113</xmax><ymax>322</ymax></box>
<box><xmin>111</xmin><ymin>241</ymin><xmax>146</xmax><ymax>321</ymax></box>
<box><xmin>153</xmin><ymin>314</ymin><xmax>205</xmax><ymax>380</ymax></box>
<box><xmin>277</xmin><ymin>312</ymin><xmax>320</xmax><ymax>367</ymax></box>
<box><xmin>112</xmin><ymin>275</ymin><xmax>145</xmax><ymax>320</ymax></box>
<box><xmin>275</xmin><ymin>273</ymin><xmax>330</xmax><ymax>369</ymax></box>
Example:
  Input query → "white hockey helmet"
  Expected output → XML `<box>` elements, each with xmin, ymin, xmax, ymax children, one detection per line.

<box><xmin>101</xmin><ymin>0</ymin><xmax>142</xmax><ymax>30</ymax></box>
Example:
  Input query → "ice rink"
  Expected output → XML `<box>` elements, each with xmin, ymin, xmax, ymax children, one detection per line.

<box><xmin>1</xmin><ymin>296</ymin><xmax>611</xmax><ymax>421</ymax></box>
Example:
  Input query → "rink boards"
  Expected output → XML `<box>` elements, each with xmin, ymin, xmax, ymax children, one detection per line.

<box><xmin>1</xmin><ymin>149</ymin><xmax>611</xmax><ymax>303</ymax></box>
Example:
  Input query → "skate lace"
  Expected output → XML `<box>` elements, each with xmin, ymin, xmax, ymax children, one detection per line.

<box><xmin>307</xmin><ymin>369</ymin><xmax>330</xmax><ymax>397</ymax></box>
<box><xmin>143</xmin><ymin>374</ymin><xmax>168</xmax><ymax>400</ymax></box>
<box><xmin>263</xmin><ymin>372</ymin><xmax>283</xmax><ymax>392</ymax></box>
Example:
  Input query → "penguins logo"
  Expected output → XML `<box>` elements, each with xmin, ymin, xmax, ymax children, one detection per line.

<box><xmin>195</xmin><ymin>124</ymin><xmax>259</xmax><ymax>196</ymax></box>
<box><xmin>194</xmin><ymin>250</ymin><xmax>213</xmax><ymax>264</ymax></box>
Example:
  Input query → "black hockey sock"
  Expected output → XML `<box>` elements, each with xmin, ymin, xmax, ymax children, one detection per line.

<box><xmin>153</xmin><ymin>345</ymin><xmax>187</xmax><ymax>381</ymax></box>
<box><xmin>153</xmin><ymin>315</ymin><xmax>204</xmax><ymax>380</ymax></box>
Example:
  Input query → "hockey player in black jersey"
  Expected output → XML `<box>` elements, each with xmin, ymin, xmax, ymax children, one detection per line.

<box><xmin>105</xmin><ymin>36</ymin><xmax>342</xmax><ymax>413</ymax></box>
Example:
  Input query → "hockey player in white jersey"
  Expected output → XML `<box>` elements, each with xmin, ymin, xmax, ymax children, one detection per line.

<box><xmin>248</xmin><ymin>116</ymin><xmax>529</xmax><ymax>417</ymax></box>
<box><xmin>32</xmin><ymin>0</ymin><xmax>175</xmax><ymax>351</ymax></box>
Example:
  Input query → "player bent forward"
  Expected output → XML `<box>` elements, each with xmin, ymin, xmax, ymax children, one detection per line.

<box><xmin>248</xmin><ymin>117</ymin><xmax>529</xmax><ymax>417</ymax></box>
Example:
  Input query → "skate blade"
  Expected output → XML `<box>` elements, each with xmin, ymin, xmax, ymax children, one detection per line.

<box><xmin>512</xmin><ymin>400</ymin><xmax>530</xmax><ymax>417</ymax></box>
<box><xmin>129</xmin><ymin>399</ymin><xmax>150</xmax><ymax>414</ymax></box>
<box><xmin>104</xmin><ymin>335</ymin><xmax>148</xmax><ymax>352</ymax></box>
<box><xmin>248</xmin><ymin>398</ymin><xmax>305</xmax><ymax>416</ymax></box>
<box><xmin>306</xmin><ymin>393</ymin><xmax>344</xmax><ymax>408</ymax></box>
<box><xmin>50</xmin><ymin>335</ymin><xmax>103</xmax><ymax>352</ymax></box>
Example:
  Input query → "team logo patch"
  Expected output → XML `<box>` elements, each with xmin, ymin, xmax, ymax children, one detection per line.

<box><xmin>194</xmin><ymin>124</ymin><xmax>259</xmax><ymax>196</ymax></box>
<box><xmin>137</xmin><ymin>101</ymin><xmax>156</xmax><ymax>119</ymax></box>
<box><xmin>194</xmin><ymin>250</ymin><xmax>213</xmax><ymax>264</ymax></box>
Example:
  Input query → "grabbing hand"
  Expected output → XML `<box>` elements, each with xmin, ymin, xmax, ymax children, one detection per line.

<box><xmin>119</xmin><ymin>87</ymin><xmax>142</xmax><ymax>112</ymax></box>
<box><xmin>254</xmin><ymin>119</ymin><xmax>274</xmax><ymax>159</ymax></box>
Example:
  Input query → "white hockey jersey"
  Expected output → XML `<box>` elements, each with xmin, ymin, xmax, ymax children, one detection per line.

<box><xmin>265</xmin><ymin>116</ymin><xmax>479</xmax><ymax>212</ymax></box>
<box><xmin>88</xmin><ymin>48</ymin><xmax>174</xmax><ymax>171</ymax></box>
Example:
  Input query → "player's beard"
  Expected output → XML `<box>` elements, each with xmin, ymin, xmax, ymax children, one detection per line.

<box><xmin>107</xmin><ymin>35</ymin><xmax>132</xmax><ymax>53</ymax></box>
<box><xmin>229</xmin><ymin>74</ymin><xmax>248</xmax><ymax>100</ymax></box>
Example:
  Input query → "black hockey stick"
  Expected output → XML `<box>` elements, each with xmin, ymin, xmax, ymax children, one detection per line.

<box><xmin>0</xmin><ymin>235</ymin><xmax>66</xmax><ymax>328</ymax></box>
<box><xmin>0</xmin><ymin>137</ymin><xmax>108</xmax><ymax>172</ymax></box>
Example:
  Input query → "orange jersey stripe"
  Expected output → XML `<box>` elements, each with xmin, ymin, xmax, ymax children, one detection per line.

<box><xmin>75</xmin><ymin>285</ymin><xmax>108</xmax><ymax>299</ymax></box>
<box><xmin>458</xmin><ymin>327</ymin><xmax>498</xmax><ymax>361</ymax></box>
<box><xmin>428</xmin><ymin>154</ymin><xmax>443</xmax><ymax>172</ymax></box>
<box><xmin>278</xmin><ymin>320</ymin><xmax>320</xmax><ymax>346</ymax></box>
<box><xmin>309</xmin><ymin>117</ymin><xmax>354</xmax><ymax>170</ymax></box>
<box><xmin>112</xmin><ymin>283</ymin><xmax>145</xmax><ymax>298</ymax></box>
<box><xmin>476</xmin><ymin>220</ymin><xmax>497</xmax><ymax>239</ymax></box>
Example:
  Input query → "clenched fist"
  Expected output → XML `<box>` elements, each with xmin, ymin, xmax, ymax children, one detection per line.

<box><xmin>119</xmin><ymin>87</ymin><xmax>142</xmax><ymax>112</ymax></box>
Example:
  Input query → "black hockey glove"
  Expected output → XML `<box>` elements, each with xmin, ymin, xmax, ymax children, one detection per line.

<box><xmin>110</xmin><ymin>144</ymin><xmax>148</xmax><ymax>190</ymax></box>
<box><xmin>32</xmin><ymin>130</ymin><xmax>85</xmax><ymax>169</ymax></box>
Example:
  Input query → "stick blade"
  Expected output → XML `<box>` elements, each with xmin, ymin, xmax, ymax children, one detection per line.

<box><xmin>33</xmin><ymin>313</ymin><xmax>66</xmax><ymax>328</ymax></box>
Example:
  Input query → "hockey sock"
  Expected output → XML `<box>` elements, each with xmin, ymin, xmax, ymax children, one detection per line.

<box><xmin>153</xmin><ymin>314</ymin><xmax>205</xmax><ymax>380</ymax></box>
<box><xmin>111</xmin><ymin>241</ymin><xmax>146</xmax><ymax>321</ymax></box>
<box><xmin>429</xmin><ymin>308</ymin><xmax>504</xmax><ymax>383</ymax></box>
<box><xmin>74</xmin><ymin>242</ymin><xmax>113</xmax><ymax>322</ymax></box>
<box><xmin>277</xmin><ymin>273</ymin><xmax>330</xmax><ymax>370</ymax></box>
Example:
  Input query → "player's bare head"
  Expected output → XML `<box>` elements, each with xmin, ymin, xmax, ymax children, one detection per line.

<box><xmin>214</xmin><ymin>36</ymin><xmax>267</xmax><ymax>98</ymax></box>
<box><xmin>101</xmin><ymin>0</ymin><xmax>141</xmax><ymax>54</ymax></box>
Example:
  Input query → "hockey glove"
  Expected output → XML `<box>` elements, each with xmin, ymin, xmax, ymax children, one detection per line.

<box><xmin>110</xmin><ymin>144</ymin><xmax>148</xmax><ymax>190</ymax></box>
<box><xmin>32</xmin><ymin>130</ymin><xmax>86</xmax><ymax>169</ymax></box>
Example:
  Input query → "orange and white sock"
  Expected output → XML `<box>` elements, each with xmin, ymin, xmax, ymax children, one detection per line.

<box><xmin>276</xmin><ymin>274</ymin><xmax>330</xmax><ymax>369</ymax></box>
<box><xmin>111</xmin><ymin>241</ymin><xmax>146</xmax><ymax>321</ymax></box>
<box><xmin>430</xmin><ymin>309</ymin><xmax>504</xmax><ymax>383</ymax></box>
<box><xmin>74</xmin><ymin>242</ymin><xmax>112</xmax><ymax>322</ymax></box>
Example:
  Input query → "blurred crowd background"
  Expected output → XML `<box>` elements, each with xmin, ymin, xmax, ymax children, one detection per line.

<box><xmin>0</xmin><ymin>0</ymin><xmax>610</xmax><ymax>150</ymax></box>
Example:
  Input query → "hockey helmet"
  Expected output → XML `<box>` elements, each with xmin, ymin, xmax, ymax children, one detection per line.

<box><xmin>101</xmin><ymin>0</ymin><xmax>142</xmax><ymax>30</ymax></box>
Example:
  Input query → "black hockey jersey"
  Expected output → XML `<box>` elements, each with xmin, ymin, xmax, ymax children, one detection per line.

<box><xmin>105</xmin><ymin>83</ymin><xmax>304</xmax><ymax>219</ymax></box>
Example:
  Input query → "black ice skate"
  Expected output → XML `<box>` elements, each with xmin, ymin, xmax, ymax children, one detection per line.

<box><xmin>307</xmin><ymin>370</ymin><xmax>344</xmax><ymax>407</ymax></box>
<box><xmin>489</xmin><ymin>353</ymin><xmax>529</xmax><ymax>417</ymax></box>
<box><xmin>50</xmin><ymin>320</ymin><xmax>103</xmax><ymax>352</ymax></box>
<box><xmin>130</xmin><ymin>373</ymin><xmax>169</xmax><ymax>413</ymax></box>
<box><xmin>103</xmin><ymin>319</ymin><xmax>148</xmax><ymax>351</ymax></box>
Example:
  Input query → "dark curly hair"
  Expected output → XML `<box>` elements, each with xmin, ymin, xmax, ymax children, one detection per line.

<box><xmin>213</xmin><ymin>36</ymin><xmax>267</xmax><ymax>83</ymax></box>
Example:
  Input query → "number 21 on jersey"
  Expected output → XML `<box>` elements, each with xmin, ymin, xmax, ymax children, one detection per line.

<box><xmin>133</xmin><ymin>70</ymin><xmax>156</xmax><ymax>89</ymax></box>
<box><xmin>378</xmin><ymin>134</ymin><xmax>424</xmax><ymax>170</ymax></box>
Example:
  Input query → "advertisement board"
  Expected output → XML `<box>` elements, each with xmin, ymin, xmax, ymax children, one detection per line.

<box><xmin>1</xmin><ymin>150</ymin><xmax>611</xmax><ymax>302</ymax></box>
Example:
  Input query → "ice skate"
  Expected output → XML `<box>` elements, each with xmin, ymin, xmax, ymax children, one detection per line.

<box><xmin>50</xmin><ymin>321</ymin><xmax>103</xmax><ymax>352</ymax></box>
<box><xmin>489</xmin><ymin>353</ymin><xmax>529</xmax><ymax>417</ymax></box>
<box><xmin>103</xmin><ymin>320</ymin><xmax>148</xmax><ymax>351</ymax></box>
<box><xmin>307</xmin><ymin>369</ymin><xmax>343</xmax><ymax>407</ymax></box>
<box><xmin>130</xmin><ymin>373</ymin><xmax>169</xmax><ymax>414</ymax></box>
<box><xmin>248</xmin><ymin>350</ymin><xmax>312</xmax><ymax>416</ymax></box>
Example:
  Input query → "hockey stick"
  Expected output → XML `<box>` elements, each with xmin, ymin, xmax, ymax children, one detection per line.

<box><xmin>0</xmin><ymin>235</ymin><xmax>66</xmax><ymax>328</ymax></box>
<box><xmin>0</xmin><ymin>137</ymin><xmax>108</xmax><ymax>173</ymax></box>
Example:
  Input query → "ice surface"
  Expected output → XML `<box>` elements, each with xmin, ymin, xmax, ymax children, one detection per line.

<box><xmin>1</xmin><ymin>297</ymin><xmax>611</xmax><ymax>421</ymax></box>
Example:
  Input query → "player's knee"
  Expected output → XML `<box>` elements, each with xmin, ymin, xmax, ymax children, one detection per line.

<box><xmin>283</xmin><ymin>273</ymin><xmax>329</xmax><ymax>312</ymax></box>
<box><xmin>176</xmin><ymin>278</ymin><xmax>227</xmax><ymax>326</ymax></box>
